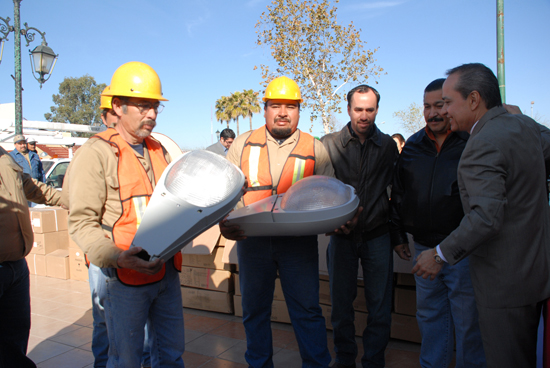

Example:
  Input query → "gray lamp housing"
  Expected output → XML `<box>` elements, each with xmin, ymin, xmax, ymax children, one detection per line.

<box><xmin>131</xmin><ymin>150</ymin><xmax>245</xmax><ymax>261</ymax></box>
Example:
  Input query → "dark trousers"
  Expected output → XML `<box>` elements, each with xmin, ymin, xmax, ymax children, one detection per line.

<box><xmin>477</xmin><ymin>300</ymin><xmax>543</xmax><ymax>368</ymax></box>
<box><xmin>0</xmin><ymin>258</ymin><xmax>36</xmax><ymax>368</ymax></box>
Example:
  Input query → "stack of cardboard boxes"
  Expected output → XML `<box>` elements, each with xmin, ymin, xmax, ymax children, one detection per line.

<box><xmin>391</xmin><ymin>273</ymin><xmax>421</xmax><ymax>343</ymax></box>
<box><xmin>180</xmin><ymin>226</ymin><xmax>235</xmax><ymax>314</ymax></box>
<box><xmin>26</xmin><ymin>207</ymin><xmax>70</xmax><ymax>279</ymax></box>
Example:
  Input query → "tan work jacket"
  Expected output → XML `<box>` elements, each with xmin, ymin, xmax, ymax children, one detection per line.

<box><xmin>67</xmin><ymin>137</ymin><xmax>170</xmax><ymax>268</ymax></box>
<box><xmin>0</xmin><ymin>147</ymin><xmax>62</xmax><ymax>263</ymax></box>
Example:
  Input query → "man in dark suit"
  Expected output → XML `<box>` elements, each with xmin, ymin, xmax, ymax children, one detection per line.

<box><xmin>206</xmin><ymin>128</ymin><xmax>235</xmax><ymax>156</ymax></box>
<box><xmin>413</xmin><ymin>63</ymin><xmax>550</xmax><ymax>368</ymax></box>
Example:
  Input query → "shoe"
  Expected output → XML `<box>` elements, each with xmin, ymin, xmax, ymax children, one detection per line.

<box><xmin>330</xmin><ymin>362</ymin><xmax>356</xmax><ymax>368</ymax></box>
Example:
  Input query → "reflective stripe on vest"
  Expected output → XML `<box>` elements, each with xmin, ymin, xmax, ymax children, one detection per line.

<box><xmin>241</xmin><ymin>126</ymin><xmax>315</xmax><ymax>206</ymax></box>
<box><xmin>92</xmin><ymin>129</ymin><xmax>182</xmax><ymax>286</ymax></box>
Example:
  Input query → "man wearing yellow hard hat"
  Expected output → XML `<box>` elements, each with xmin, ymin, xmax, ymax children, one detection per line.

<box><xmin>220</xmin><ymin>76</ymin><xmax>334</xmax><ymax>367</ymax></box>
<box><xmin>68</xmin><ymin>62</ymin><xmax>185</xmax><ymax>367</ymax></box>
<box><xmin>99</xmin><ymin>86</ymin><xmax>118</xmax><ymax>128</ymax></box>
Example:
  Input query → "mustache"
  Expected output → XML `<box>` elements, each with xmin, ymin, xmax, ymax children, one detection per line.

<box><xmin>275</xmin><ymin>117</ymin><xmax>290</xmax><ymax>123</ymax></box>
<box><xmin>427</xmin><ymin>116</ymin><xmax>444</xmax><ymax>123</ymax></box>
<box><xmin>139</xmin><ymin>119</ymin><xmax>156</xmax><ymax>129</ymax></box>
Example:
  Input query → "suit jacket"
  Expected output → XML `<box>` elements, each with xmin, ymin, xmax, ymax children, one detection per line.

<box><xmin>440</xmin><ymin>106</ymin><xmax>550</xmax><ymax>308</ymax></box>
<box><xmin>205</xmin><ymin>141</ymin><xmax>226</xmax><ymax>156</ymax></box>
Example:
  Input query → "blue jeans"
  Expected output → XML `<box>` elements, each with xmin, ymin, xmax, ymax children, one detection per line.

<box><xmin>327</xmin><ymin>233</ymin><xmax>393</xmax><ymax>368</ymax></box>
<box><xmin>89</xmin><ymin>264</ymin><xmax>152</xmax><ymax>367</ymax></box>
<box><xmin>103</xmin><ymin>262</ymin><xmax>185</xmax><ymax>368</ymax></box>
<box><xmin>238</xmin><ymin>236</ymin><xmax>331</xmax><ymax>368</ymax></box>
<box><xmin>413</xmin><ymin>243</ymin><xmax>486</xmax><ymax>368</ymax></box>
<box><xmin>0</xmin><ymin>258</ymin><xmax>36</xmax><ymax>367</ymax></box>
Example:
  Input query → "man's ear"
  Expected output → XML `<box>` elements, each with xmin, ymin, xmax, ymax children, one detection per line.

<box><xmin>468</xmin><ymin>91</ymin><xmax>481</xmax><ymax>111</ymax></box>
<box><xmin>111</xmin><ymin>97</ymin><xmax>123</xmax><ymax>117</ymax></box>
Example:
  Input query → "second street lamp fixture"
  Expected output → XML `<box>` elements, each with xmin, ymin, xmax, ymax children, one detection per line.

<box><xmin>29</xmin><ymin>40</ymin><xmax>57</xmax><ymax>88</ymax></box>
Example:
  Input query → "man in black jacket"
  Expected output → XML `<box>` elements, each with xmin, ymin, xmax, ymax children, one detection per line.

<box><xmin>321</xmin><ymin>85</ymin><xmax>399</xmax><ymax>368</ymax></box>
<box><xmin>392</xmin><ymin>79</ymin><xmax>485</xmax><ymax>368</ymax></box>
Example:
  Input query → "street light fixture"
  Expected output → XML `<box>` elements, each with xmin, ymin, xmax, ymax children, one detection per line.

<box><xmin>0</xmin><ymin>1</ymin><xmax>59</xmax><ymax>135</ymax></box>
<box><xmin>216</xmin><ymin>130</ymin><xmax>220</xmax><ymax>141</ymax></box>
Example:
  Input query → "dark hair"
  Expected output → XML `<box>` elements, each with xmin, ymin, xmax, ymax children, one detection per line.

<box><xmin>391</xmin><ymin>133</ymin><xmax>405</xmax><ymax>145</ymax></box>
<box><xmin>347</xmin><ymin>85</ymin><xmax>380</xmax><ymax>107</ymax></box>
<box><xmin>424</xmin><ymin>78</ymin><xmax>446</xmax><ymax>94</ymax></box>
<box><xmin>445</xmin><ymin>63</ymin><xmax>502</xmax><ymax>109</ymax></box>
<box><xmin>220</xmin><ymin>128</ymin><xmax>236</xmax><ymax>140</ymax></box>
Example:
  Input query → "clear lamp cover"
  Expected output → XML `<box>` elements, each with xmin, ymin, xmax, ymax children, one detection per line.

<box><xmin>280</xmin><ymin>175</ymin><xmax>354</xmax><ymax>211</ymax></box>
<box><xmin>164</xmin><ymin>150</ymin><xmax>242</xmax><ymax>207</ymax></box>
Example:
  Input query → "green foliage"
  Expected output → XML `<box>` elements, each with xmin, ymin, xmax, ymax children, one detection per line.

<box><xmin>393</xmin><ymin>102</ymin><xmax>425</xmax><ymax>135</ymax></box>
<box><xmin>215</xmin><ymin>89</ymin><xmax>261</xmax><ymax>135</ymax></box>
<box><xmin>255</xmin><ymin>0</ymin><xmax>384</xmax><ymax>133</ymax></box>
<box><xmin>44</xmin><ymin>75</ymin><xmax>106</xmax><ymax>137</ymax></box>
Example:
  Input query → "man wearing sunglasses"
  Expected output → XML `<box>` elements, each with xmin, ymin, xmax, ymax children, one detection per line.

<box><xmin>68</xmin><ymin>62</ymin><xmax>184</xmax><ymax>367</ymax></box>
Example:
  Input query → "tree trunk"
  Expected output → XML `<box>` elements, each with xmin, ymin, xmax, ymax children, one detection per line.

<box><xmin>249</xmin><ymin>115</ymin><xmax>253</xmax><ymax>131</ymax></box>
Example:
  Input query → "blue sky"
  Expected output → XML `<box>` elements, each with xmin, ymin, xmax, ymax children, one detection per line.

<box><xmin>0</xmin><ymin>0</ymin><xmax>548</xmax><ymax>149</ymax></box>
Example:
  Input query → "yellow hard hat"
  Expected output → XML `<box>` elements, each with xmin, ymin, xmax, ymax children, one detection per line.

<box><xmin>102</xmin><ymin>61</ymin><xmax>168</xmax><ymax>101</ymax></box>
<box><xmin>263</xmin><ymin>76</ymin><xmax>302</xmax><ymax>103</ymax></box>
<box><xmin>99</xmin><ymin>86</ymin><xmax>112</xmax><ymax>110</ymax></box>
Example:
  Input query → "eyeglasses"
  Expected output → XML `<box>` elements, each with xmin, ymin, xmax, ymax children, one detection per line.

<box><xmin>125</xmin><ymin>100</ymin><xmax>165</xmax><ymax>115</ymax></box>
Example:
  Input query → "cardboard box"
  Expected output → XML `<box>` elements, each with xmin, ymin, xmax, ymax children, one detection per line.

<box><xmin>31</xmin><ymin>232</ymin><xmax>61</xmax><ymax>255</ymax></box>
<box><xmin>391</xmin><ymin>313</ymin><xmax>421</xmax><ymax>343</ymax></box>
<box><xmin>69</xmin><ymin>248</ymin><xmax>89</xmax><ymax>281</ymax></box>
<box><xmin>394</xmin><ymin>286</ymin><xmax>417</xmax><ymax>316</ymax></box>
<box><xmin>181</xmin><ymin>286</ymin><xmax>233</xmax><ymax>314</ymax></box>
<box><xmin>46</xmin><ymin>249</ymin><xmax>70</xmax><ymax>279</ymax></box>
<box><xmin>26</xmin><ymin>254</ymin><xmax>46</xmax><ymax>276</ymax></box>
<box><xmin>30</xmin><ymin>207</ymin><xmax>68</xmax><ymax>233</ymax></box>
<box><xmin>396</xmin><ymin>273</ymin><xmax>416</xmax><ymax>286</ymax></box>
<box><xmin>183</xmin><ymin>225</ymin><xmax>220</xmax><ymax>255</ymax></box>
<box><xmin>179</xmin><ymin>266</ymin><xmax>233</xmax><ymax>292</ymax></box>
<box><xmin>182</xmin><ymin>246</ymin><xmax>232</xmax><ymax>271</ymax></box>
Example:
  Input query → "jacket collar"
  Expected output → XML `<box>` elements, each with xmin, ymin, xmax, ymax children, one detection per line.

<box><xmin>340</xmin><ymin>122</ymin><xmax>382</xmax><ymax>148</ymax></box>
<box><xmin>471</xmin><ymin>105</ymin><xmax>507</xmax><ymax>137</ymax></box>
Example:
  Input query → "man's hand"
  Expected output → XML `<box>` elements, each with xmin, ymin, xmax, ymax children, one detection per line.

<box><xmin>219</xmin><ymin>215</ymin><xmax>246</xmax><ymax>241</ymax></box>
<box><xmin>326</xmin><ymin>206</ymin><xmax>363</xmax><ymax>236</ymax></box>
<box><xmin>116</xmin><ymin>247</ymin><xmax>164</xmax><ymax>275</ymax></box>
<box><xmin>394</xmin><ymin>243</ymin><xmax>411</xmax><ymax>261</ymax></box>
<box><xmin>411</xmin><ymin>248</ymin><xmax>443</xmax><ymax>280</ymax></box>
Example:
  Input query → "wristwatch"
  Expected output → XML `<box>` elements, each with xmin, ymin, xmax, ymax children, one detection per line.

<box><xmin>433</xmin><ymin>248</ymin><xmax>442</xmax><ymax>264</ymax></box>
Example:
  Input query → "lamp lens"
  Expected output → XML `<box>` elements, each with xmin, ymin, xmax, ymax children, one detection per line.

<box><xmin>165</xmin><ymin>150</ymin><xmax>242</xmax><ymax>207</ymax></box>
<box><xmin>280</xmin><ymin>176</ymin><xmax>353</xmax><ymax>211</ymax></box>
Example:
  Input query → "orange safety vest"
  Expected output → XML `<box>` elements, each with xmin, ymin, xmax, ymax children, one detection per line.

<box><xmin>241</xmin><ymin>126</ymin><xmax>316</xmax><ymax>206</ymax></box>
<box><xmin>92</xmin><ymin>128</ymin><xmax>182</xmax><ymax>286</ymax></box>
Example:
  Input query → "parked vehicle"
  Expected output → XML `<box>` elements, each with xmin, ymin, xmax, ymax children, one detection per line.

<box><xmin>42</xmin><ymin>158</ymin><xmax>71</xmax><ymax>189</ymax></box>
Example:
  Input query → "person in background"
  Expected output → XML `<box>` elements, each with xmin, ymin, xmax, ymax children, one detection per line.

<box><xmin>10</xmin><ymin>135</ymin><xmax>45</xmax><ymax>182</ymax></box>
<box><xmin>206</xmin><ymin>128</ymin><xmax>235</xmax><ymax>156</ymax></box>
<box><xmin>391</xmin><ymin>133</ymin><xmax>405</xmax><ymax>153</ymax></box>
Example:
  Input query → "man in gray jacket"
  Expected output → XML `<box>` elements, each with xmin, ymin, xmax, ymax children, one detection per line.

<box><xmin>321</xmin><ymin>85</ymin><xmax>399</xmax><ymax>368</ymax></box>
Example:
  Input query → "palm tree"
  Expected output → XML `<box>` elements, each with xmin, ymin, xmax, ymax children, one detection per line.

<box><xmin>215</xmin><ymin>96</ymin><xmax>231</xmax><ymax>128</ymax></box>
<box><xmin>242</xmin><ymin>89</ymin><xmax>261</xmax><ymax>131</ymax></box>
<box><xmin>227</xmin><ymin>91</ymin><xmax>246</xmax><ymax>136</ymax></box>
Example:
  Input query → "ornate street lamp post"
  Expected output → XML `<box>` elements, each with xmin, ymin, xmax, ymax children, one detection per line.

<box><xmin>0</xmin><ymin>0</ymin><xmax>58</xmax><ymax>135</ymax></box>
